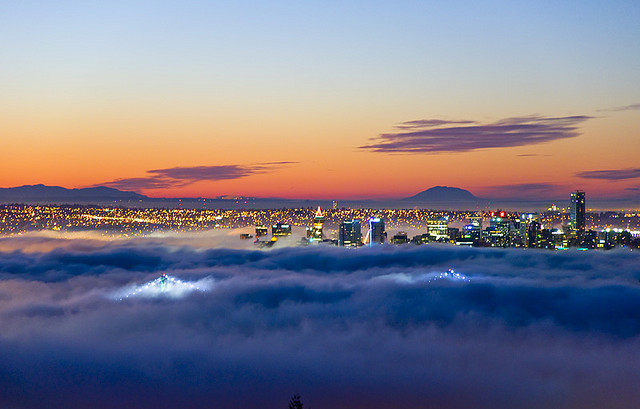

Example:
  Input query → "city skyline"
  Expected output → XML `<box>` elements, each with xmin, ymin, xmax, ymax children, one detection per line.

<box><xmin>2</xmin><ymin>1</ymin><xmax>640</xmax><ymax>200</ymax></box>
<box><xmin>2</xmin><ymin>3</ymin><xmax>640</xmax><ymax>408</ymax></box>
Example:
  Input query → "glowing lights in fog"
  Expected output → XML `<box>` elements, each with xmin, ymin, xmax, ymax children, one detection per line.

<box><xmin>112</xmin><ymin>273</ymin><xmax>213</xmax><ymax>300</ymax></box>
<box><xmin>425</xmin><ymin>268</ymin><xmax>471</xmax><ymax>283</ymax></box>
<box><xmin>377</xmin><ymin>268</ymin><xmax>472</xmax><ymax>285</ymax></box>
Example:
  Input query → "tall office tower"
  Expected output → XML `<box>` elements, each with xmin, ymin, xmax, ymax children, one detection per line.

<box><xmin>368</xmin><ymin>217</ymin><xmax>386</xmax><ymax>246</ymax></box>
<box><xmin>464</xmin><ymin>215</ymin><xmax>483</xmax><ymax>242</ymax></box>
<box><xmin>310</xmin><ymin>206</ymin><xmax>324</xmax><ymax>241</ymax></box>
<box><xmin>520</xmin><ymin>213</ymin><xmax>540</xmax><ymax>247</ymax></box>
<box><xmin>487</xmin><ymin>214</ymin><xmax>511</xmax><ymax>247</ymax></box>
<box><xmin>570</xmin><ymin>190</ymin><xmax>586</xmax><ymax>237</ymax></box>
<box><xmin>426</xmin><ymin>217</ymin><xmax>449</xmax><ymax>242</ymax></box>
<box><xmin>527</xmin><ymin>220</ymin><xmax>541</xmax><ymax>248</ymax></box>
<box><xmin>339</xmin><ymin>219</ymin><xmax>362</xmax><ymax>247</ymax></box>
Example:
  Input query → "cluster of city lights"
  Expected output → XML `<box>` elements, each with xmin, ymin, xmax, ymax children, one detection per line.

<box><xmin>425</xmin><ymin>269</ymin><xmax>471</xmax><ymax>283</ymax></box>
<box><xmin>114</xmin><ymin>273</ymin><xmax>212</xmax><ymax>300</ymax></box>
<box><xmin>377</xmin><ymin>268</ymin><xmax>472</xmax><ymax>285</ymax></box>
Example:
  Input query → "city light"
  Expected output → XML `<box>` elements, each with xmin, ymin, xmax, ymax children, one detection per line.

<box><xmin>378</xmin><ymin>268</ymin><xmax>471</xmax><ymax>285</ymax></box>
<box><xmin>111</xmin><ymin>273</ymin><xmax>213</xmax><ymax>300</ymax></box>
<box><xmin>425</xmin><ymin>269</ymin><xmax>471</xmax><ymax>283</ymax></box>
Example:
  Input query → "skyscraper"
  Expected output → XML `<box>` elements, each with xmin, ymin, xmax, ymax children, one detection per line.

<box><xmin>570</xmin><ymin>190</ymin><xmax>586</xmax><ymax>238</ymax></box>
<box><xmin>426</xmin><ymin>217</ymin><xmax>449</xmax><ymax>242</ymax></box>
<box><xmin>339</xmin><ymin>219</ymin><xmax>362</xmax><ymax>247</ymax></box>
<box><xmin>310</xmin><ymin>206</ymin><xmax>324</xmax><ymax>242</ymax></box>
<box><xmin>367</xmin><ymin>217</ymin><xmax>386</xmax><ymax>246</ymax></box>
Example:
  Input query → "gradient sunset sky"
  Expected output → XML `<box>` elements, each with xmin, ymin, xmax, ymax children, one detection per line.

<box><xmin>2</xmin><ymin>1</ymin><xmax>639</xmax><ymax>200</ymax></box>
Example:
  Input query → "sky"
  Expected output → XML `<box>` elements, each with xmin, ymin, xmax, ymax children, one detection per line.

<box><xmin>1</xmin><ymin>1</ymin><xmax>639</xmax><ymax>200</ymax></box>
<box><xmin>1</xmin><ymin>232</ymin><xmax>640</xmax><ymax>408</ymax></box>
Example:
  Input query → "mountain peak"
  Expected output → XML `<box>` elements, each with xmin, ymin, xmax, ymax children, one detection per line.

<box><xmin>404</xmin><ymin>186</ymin><xmax>479</xmax><ymax>201</ymax></box>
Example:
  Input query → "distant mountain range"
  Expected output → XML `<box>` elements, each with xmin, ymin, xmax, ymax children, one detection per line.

<box><xmin>0</xmin><ymin>184</ymin><xmax>636</xmax><ymax>211</ymax></box>
<box><xmin>0</xmin><ymin>184</ymin><xmax>147</xmax><ymax>203</ymax></box>
<box><xmin>0</xmin><ymin>184</ymin><xmax>483</xmax><ymax>206</ymax></box>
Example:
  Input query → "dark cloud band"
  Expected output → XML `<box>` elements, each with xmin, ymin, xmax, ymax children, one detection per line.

<box><xmin>360</xmin><ymin>115</ymin><xmax>591</xmax><ymax>153</ymax></box>
<box><xmin>576</xmin><ymin>168</ymin><xmax>640</xmax><ymax>180</ymax></box>
<box><xmin>99</xmin><ymin>162</ymin><xmax>295</xmax><ymax>191</ymax></box>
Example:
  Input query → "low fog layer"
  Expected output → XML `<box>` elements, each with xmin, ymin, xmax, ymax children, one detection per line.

<box><xmin>1</xmin><ymin>233</ymin><xmax>639</xmax><ymax>409</ymax></box>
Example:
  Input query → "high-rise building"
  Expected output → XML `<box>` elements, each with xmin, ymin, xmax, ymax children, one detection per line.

<box><xmin>367</xmin><ymin>217</ymin><xmax>386</xmax><ymax>246</ymax></box>
<box><xmin>460</xmin><ymin>215</ymin><xmax>483</xmax><ymax>244</ymax></box>
<box><xmin>487</xmin><ymin>214</ymin><xmax>511</xmax><ymax>247</ymax></box>
<box><xmin>570</xmin><ymin>190</ymin><xmax>586</xmax><ymax>237</ymax></box>
<box><xmin>527</xmin><ymin>220</ymin><xmax>541</xmax><ymax>248</ymax></box>
<box><xmin>309</xmin><ymin>206</ymin><xmax>324</xmax><ymax>242</ymax></box>
<box><xmin>520</xmin><ymin>213</ymin><xmax>540</xmax><ymax>247</ymax></box>
<box><xmin>339</xmin><ymin>219</ymin><xmax>362</xmax><ymax>247</ymax></box>
<box><xmin>426</xmin><ymin>217</ymin><xmax>449</xmax><ymax>242</ymax></box>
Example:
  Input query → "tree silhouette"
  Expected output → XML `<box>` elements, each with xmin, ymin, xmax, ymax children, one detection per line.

<box><xmin>288</xmin><ymin>393</ymin><xmax>304</xmax><ymax>409</ymax></box>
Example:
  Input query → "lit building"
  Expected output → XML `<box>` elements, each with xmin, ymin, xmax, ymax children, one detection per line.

<box><xmin>255</xmin><ymin>225</ymin><xmax>268</xmax><ymax>237</ymax></box>
<box><xmin>338</xmin><ymin>219</ymin><xmax>362</xmax><ymax>247</ymax></box>
<box><xmin>468</xmin><ymin>216</ymin><xmax>483</xmax><ymax>230</ymax></box>
<box><xmin>552</xmin><ymin>228</ymin><xmax>568</xmax><ymax>249</ymax></box>
<box><xmin>527</xmin><ymin>220</ymin><xmax>541</xmax><ymax>248</ymax></box>
<box><xmin>412</xmin><ymin>233</ymin><xmax>430</xmax><ymax>245</ymax></box>
<box><xmin>391</xmin><ymin>231</ymin><xmax>409</xmax><ymax>245</ymax></box>
<box><xmin>447</xmin><ymin>227</ymin><xmax>460</xmax><ymax>243</ymax></box>
<box><xmin>570</xmin><ymin>190</ymin><xmax>586</xmax><ymax>238</ymax></box>
<box><xmin>367</xmin><ymin>217</ymin><xmax>386</xmax><ymax>246</ymax></box>
<box><xmin>426</xmin><ymin>217</ymin><xmax>449</xmax><ymax>242</ymax></box>
<box><xmin>486</xmin><ymin>214</ymin><xmax>511</xmax><ymax>247</ymax></box>
<box><xmin>309</xmin><ymin>206</ymin><xmax>324</xmax><ymax>242</ymax></box>
<box><xmin>460</xmin><ymin>224</ymin><xmax>478</xmax><ymax>242</ymax></box>
<box><xmin>520</xmin><ymin>213</ymin><xmax>540</xmax><ymax>247</ymax></box>
<box><xmin>272</xmin><ymin>222</ymin><xmax>292</xmax><ymax>237</ymax></box>
<box><xmin>459</xmin><ymin>215</ymin><xmax>483</xmax><ymax>245</ymax></box>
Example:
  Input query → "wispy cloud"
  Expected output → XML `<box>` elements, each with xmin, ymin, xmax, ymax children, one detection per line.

<box><xmin>360</xmin><ymin>115</ymin><xmax>592</xmax><ymax>154</ymax></box>
<box><xmin>598</xmin><ymin>103</ymin><xmax>640</xmax><ymax>112</ymax></box>
<box><xmin>576</xmin><ymin>168</ymin><xmax>640</xmax><ymax>181</ymax></box>
<box><xmin>393</xmin><ymin>119</ymin><xmax>476</xmax><ymax>129</ymax></box>
<box><xmin>100</xmin><ymin>162</ymin><xmax>295</xmax><ymax>191</ymax></box>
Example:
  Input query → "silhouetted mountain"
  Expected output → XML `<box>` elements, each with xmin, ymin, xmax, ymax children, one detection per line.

<box><xmin>404</xmin><ymin>186</ymin><xmax>480</xmax><ymax>202</ymax></box>
<box><xmin>0</xmin><ymin>185</ymin><xmax>147</xmax><ymax>204</ymax></box>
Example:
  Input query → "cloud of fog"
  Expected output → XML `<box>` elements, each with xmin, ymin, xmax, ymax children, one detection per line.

<box><xmin>1</xmin><ymin>237</ymin><xmax>640</xmax><ymax>409</ymax></box>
